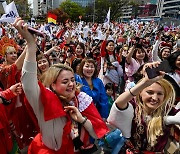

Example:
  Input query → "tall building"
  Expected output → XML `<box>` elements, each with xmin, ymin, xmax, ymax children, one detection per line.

<box><xmin>162</xmin><ymin>0</ymin><xmax>180</xmax><ymax>18</ymax></box>
<box><xmin>71</xmin><ymin>0</ymin><xmax>92</xmax><ymax>7</ymax></box>
<box><xmin>120</xmin><ymin>5</ymin><xmax>133</xmax><ymax>19</ymax></box>
<box><xmin>150</xmin><ymin>0</ymin><xmax>157</xmax><ymax>4</ymax></box>
<box><xmin>32</xmin><ymin>0</ymin><xmax>40</xmax><ymax>17</ymax></box>
<box><xmin>156</xmin><ymin>0</ymin><xmax>180</xmax><ymax>18</ymax></box>
<box><xmin>31</xmin><ymin>0</ymin><xmax>64</xmax><ymax>17</ymax></box>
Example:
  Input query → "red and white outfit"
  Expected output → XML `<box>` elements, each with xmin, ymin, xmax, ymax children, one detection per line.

<box><xmin>22</xmin><ymin>60</ymin><xmax>109</xmax><ymax>154</ymax></box>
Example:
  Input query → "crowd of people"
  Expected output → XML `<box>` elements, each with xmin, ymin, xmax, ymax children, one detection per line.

<box><xmin>0</xmin><ymin>16</ymin><xmax>179</xmax><ymax>154</ymax></box>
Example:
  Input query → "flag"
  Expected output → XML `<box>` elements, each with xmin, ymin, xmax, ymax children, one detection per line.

<box><xmin>0</xmin><ymin>1</ymin><xmax>19</xmax><ymax>23</ymax></box>
<box><xmin>47</xmin><ymin>13</ymin><xmax>57</xmax><ymax>25</ymax></box>
<box><xmin>103</xmin><ymin>8</ymin><xmax>110</xmax><ymax>29</ymax></box>
<box><xmin>79</xmin><ymin>16</ymin><xmax>82</xmax><ymax>19</ymax></box>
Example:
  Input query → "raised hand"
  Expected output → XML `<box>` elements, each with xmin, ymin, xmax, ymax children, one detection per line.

<box><xmin>64</xmin><ymin>106</ymin><xmax>84</xmax><ymax>123</ymax></box>
<box><xmin>142</xmin><ymin>61</ymin><xmax>165</xmax><ymax>85</ymax></box>
<box><xmin>9</xmin><ymin>83</ymin><xmax>22</xmax><ymax>96</ymax></box>
<box><xmin>13</xmin><ymin>17</ymin><xmax>35</xmax><ymax>44</ymax></box>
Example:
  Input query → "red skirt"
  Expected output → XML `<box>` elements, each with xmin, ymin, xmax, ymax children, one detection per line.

<box><xmin>28</xmin><ymin>133</ymin><xmax>74</xmax><ymax>154</ymax></box>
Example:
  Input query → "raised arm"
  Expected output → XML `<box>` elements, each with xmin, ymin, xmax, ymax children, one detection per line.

<box><xmin>152</xmin><ymin>32</ymin><xmax>162</xmax><ymax>61</ymax></box>
<box><xmin>14</xmin><ymin>45</ymin><xmax>27</xmax><ymax>70</ymax></box>
<box><xmin>13</xmin><ymin>18</ymin><xmax>36</xmax><ymax>62</ymax></box>
<box><xmin>126</xmin><ymin>45</ymin><xmax>135</xmax><ymax>64</ymax></box>
<box><xmin>44</xmin><ymin>46</ymin><xmax>60</xmax><ymax>56</ymax></box>
<box><xmin>115</xmin><ymin>62</ymin><xmax>164</xmax><ymax>109</ymax></box>
<box><xmin>13</xmin><ymin>18</ymin><xmax>40</xmax><ymax>114</ymax></box>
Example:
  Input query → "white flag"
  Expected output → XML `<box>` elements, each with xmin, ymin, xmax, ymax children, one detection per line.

<box><xmin>0</xmin><ymin>1</ymin><xmax>19</xmax><ymax>23</ymax></box>
<box><xmin>103</xmin><ymin>8</ymin><xmax>110</xmax><ymax>29</ymax></box>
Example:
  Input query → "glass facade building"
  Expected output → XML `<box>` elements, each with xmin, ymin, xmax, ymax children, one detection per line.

<box><xmin>71</xmin><ymin>0</ymin><xmax>92</xmax><ymax>7</ymax></box>
<box><xmin>162</xmin><ymin>0</ymin><xmax>180</xmax><ymax>18</ymax></box>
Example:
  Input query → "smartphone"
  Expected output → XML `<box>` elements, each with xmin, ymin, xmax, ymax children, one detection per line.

<box><xmin>28</xmin><ymin>27</ymin><xmax>45</xmax><ymax>38</ymax></box>
<box><xmin>145</xmin><ymin>60</ymin><xmax>171</xmax><ymax>79</ymax></box>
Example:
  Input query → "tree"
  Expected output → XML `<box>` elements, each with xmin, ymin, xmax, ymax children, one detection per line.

<box><xmin>9</xmin><ymin>0</ymin><xmax>30</xmax><ymax>18</ymax></box>
<box><xmin>85</xmin><ymin>0</ymin><xmax>129</xmax><ymax>23</ymax></box>
<box><xmin>48</xmin><ymin>8</ymin><xmax>69</xmax><ymax>24</ymax></box>
<box><xmin>59</xmin><ymin>0</ymin><xmax>85</xmax><ymax>22</ymax></box>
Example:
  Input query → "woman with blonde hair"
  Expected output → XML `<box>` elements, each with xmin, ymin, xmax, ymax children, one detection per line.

<box><xmin>14</xmin><ymin>18</ymin><xmax>109</xmax><ymax>153</ymax></box>
<box><xmin>108</xmin><ymin>62</ymin><xmax>180</xmax><ymax>153</ymax></box>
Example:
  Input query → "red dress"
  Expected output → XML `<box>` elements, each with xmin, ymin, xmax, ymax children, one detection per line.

<box><xmin>0</xmin><ymin>63</ymin><xmax>38</xmax><ymax>149</ymax></box>
<box><xmin>0</xmin><ymin>88</ymin><xmax>17</xmax><ymax>154</ymax></box>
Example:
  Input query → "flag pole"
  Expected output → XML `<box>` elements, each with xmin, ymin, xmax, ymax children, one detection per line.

<box><xmin>93</xmin><ymin>0</ymin><xmax>95</xmax><ymax>23</ymax></box>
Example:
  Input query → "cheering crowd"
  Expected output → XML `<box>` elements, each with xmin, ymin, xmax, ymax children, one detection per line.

<box><xmin>0</xmin><ymin>17</ymin><xmax>179</xmax><ymax>154</ymax></box>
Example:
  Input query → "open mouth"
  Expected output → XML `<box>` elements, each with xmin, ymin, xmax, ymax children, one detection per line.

<box><xmin>148</xmin><ymin>101</ymin><xmax>158</xmax><ymax>105</ymax></box>
<box><xmin>12</xmin><ymin>58</ymin><xmax>17</xmax><ymax>61</ymax></box>
<box><xmin>66</xmin><ymin>88</ymin><xmax>74</xmax><ymax>92</ymax></box>
<box><xmin>41</xmin><ymin>66</ymin><xmax>47</xmax><ymax>70</ymax></box>
<box><xmin>86</xmin><ymin>72</ymin><xmax>93</xmax><ymax>76</ymax></box>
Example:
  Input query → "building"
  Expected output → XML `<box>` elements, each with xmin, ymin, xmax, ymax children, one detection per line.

<box><xmin>139</xmin><ymin>4</ymin><xmax>157</xmax><ymax>17</ymax></box>
<box><xmin>30</xmin><ymin>0</ymin><xmax>64</xmax><ymax>17</ymax></box>
<box><xmin>31</xmin><ymin>0</ymin><xmax>40</xmax><ymax>17</ymax></box>
<box><xmin>120</xmin><ymin>5</ymin><xmax>133</xmax><ymax>20</ymax></box>
<box><xmin>71</xmin><ymin>0</ymin><xmax>92</xmax><ymax>7</ymax></box>
<box><xmin>150</xmin><ymin>0</ymin><xmax>157</xmax><ymax>4</ymax></box>
<box><xmin>31</xmin><ymin>0</ymin><xmax>93</xmax><ymax>17</ymax></box>
<box><xmin>119</xmin><ymin>0</ymin><xmax>150</xmax><ymax>20</ymax></box>
<box><xmin>162</xmin><ymin>0</ymin><xmax>180</xmax><ymax>18</ymax></box>
<box><xmin>156</xmin><ymin>0</ymin><xmax>180</xmax><ymax>18</ymax></box>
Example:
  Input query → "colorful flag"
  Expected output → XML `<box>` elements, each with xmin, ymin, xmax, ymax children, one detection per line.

<box><xmin>0</xmin><ymin>1</ymin><xmax>19</xmax><ymax>23</ymax></box>
<box><xmin>47</xmin><ymin>13</ymin><xmax>57</xmax><ymax>24</ymax></box>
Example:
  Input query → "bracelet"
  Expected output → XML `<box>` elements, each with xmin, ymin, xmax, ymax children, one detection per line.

<box><xmin>80</xmin><ymin>116</ymin><xmax>87</xmax><ymax>125</ymax></box>
<box><xmin>129</xmin><ymin>88</ymin><xmax>136</xmax><ymax>97</ymax></box>
<box><xmin>0</xmin><ymin>96</ymin><xmax>11</xmax><ymax>106</ymax></box>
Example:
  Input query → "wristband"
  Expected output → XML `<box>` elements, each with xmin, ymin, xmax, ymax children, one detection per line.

<box><xmin>0</xmin><ymin>96</ymin><xmax>11</xmax><ymax>106</ymax></box>
<box><xmin>129</xmin><ymin>88</ymin><xmax>136</xmax><ymax>97</ymax></box>
<box><xmin>80</xmin><ymin>116</ymin><xmax>87</xmax><ymax>125</ymax></box>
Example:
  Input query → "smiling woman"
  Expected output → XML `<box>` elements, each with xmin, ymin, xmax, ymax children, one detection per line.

<box><xmin>107</xmin><ymin>62</ymin><xmax>180</xmax><ymax>153</ymax></box>
<box><xmin>77</xmin><ymin>57</ymin><xmax>109</xmax><ymax>119</ymax></box>
<box><xmin>14</xmin><ymin>18</ymin><xmax>109</xmax><ymax>154</ymax></box>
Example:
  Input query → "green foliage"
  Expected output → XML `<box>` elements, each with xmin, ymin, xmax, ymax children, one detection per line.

<box><xmin>48</xmin><ymin>8</ymin><xmax>69</xmax><ymax>24</ymax></box>
<box><xmin>60</xmin><ymin>0</ymin><xmax>85</xmax><ymax>22</ymax></box>
<box><xmin>85</xmin><ymin>0</ymin><xmax>129</xmax><ymax>23</ymax></box>
<box><xmin>9</xmin><ymin>0</ymin><xmax>30</xmax><ymax>18</ymax></box>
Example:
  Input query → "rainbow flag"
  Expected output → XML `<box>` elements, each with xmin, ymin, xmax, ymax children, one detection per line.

<box><xmin>47</xmin><ymin>13</ymin><xmax>57</xmax><ymax>24</ymax></box>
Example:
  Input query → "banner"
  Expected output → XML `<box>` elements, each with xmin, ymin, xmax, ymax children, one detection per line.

<box><xmin>47</xmin><ymin>13</ymin><xmax>57</xmax><ymax>24</ymax></box>
<box><xmin>0</xmin><ymin>1</ymin><xmax>19</xmax><ymax>23</ymax></box>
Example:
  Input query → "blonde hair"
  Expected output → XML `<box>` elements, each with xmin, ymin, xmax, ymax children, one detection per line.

<box><xmin>5</xmin><ymin>46</ymin><xmax>16</xmax><ymax>53</ymax></box>
<box><xmin>135</xmin><ymin>79</ymin><xmax>175</xmax><ymax>147</ymax></box>
<box><xmin>41</xmin><ymin>63</ymin><xmax>74</xmax><ymax>88</ymax></box>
